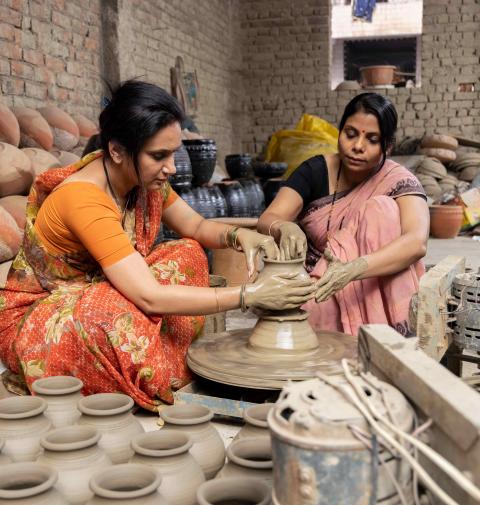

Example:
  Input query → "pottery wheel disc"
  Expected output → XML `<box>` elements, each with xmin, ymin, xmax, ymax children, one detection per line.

<box><xmin>187</xmin><ymin>329</ymin><xmax>357</xmax><ymax>389</ymax></box>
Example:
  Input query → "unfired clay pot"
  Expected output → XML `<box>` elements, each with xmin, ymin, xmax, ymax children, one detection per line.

<box><xmin>38</xmin><ymin>106</ymin><xmax>80</xmax><ymax>151</ymax></box>
<box><xmin>50</xmin><ymin>149</ymin><xmax>80</xmax><ymax>167</ymax></box>
<box><xmin>429</xmin><ymin>205</ymin><xmax>464</xmax><ymax>239</ymax></box>
<box><xmin>0</xmin><ymin>439</ymin><xmax>10</xmax><ymax>465</ymax></box>
<box><xmin>32</xmin><ymin>376</ymin><xmax>83</xmax><ymax>428</ymax></box>
<box><xmin>159</xmin><ymin>404</ymin><xmax>225</xmax><ymax>479</ymax></box>
<box><xmin>38</xmin><ymin>425</ymin><xmax>111</xmax><ymax>505</ymax></box>
<box><xmin>0</xmin><ymin>142</ymin><xmax>33</xmax><ymax>197</ymax></box>
<box><xmin>22</xmin><ymin>147</ymin><xmax>61</xmax><ymax>178</ymax></box>
<box><xmin>234</xmin><ymin>403</ymin><xmax>274</xmax><ymax>441</ymax></box>
<box><xmin>0</xmin><ymin>195</ymin><xmax>27</xmax><ymax>229</ymax></box>
<box><xmin>71</xmin><ymin>114</ymin><xmax>98</xmax><ymax>146</ymax></box>
<box><xmin>0</xmin><ymin>205</ymin><xmax>22</xmax><ymax>263</ymax></box>
<box><xmin>216</xmin><ymin>437</ymin><xmax>273</xmax><ymax>486</ymax></box>
<box><xmin>0</xmin><ymin>462</ymin><xmax>68</xmax><ymax>505</ymax></box>
<box><xmin>0</xmin><ymin>396</ymin><xmax>51</xmax><ymax>462</ymax></box>
<box><xmin>77</xmin><ymin>393</ymin><xmax>144</xmax><ymax>464</ymax></box>
<box><xmin>131</xmin><ymin>430</ymin><xmax>205</xmax><ymax>505</ymax></box>
<box><xmin>197</xmin><ymin>477</ymin><xmax>271</xmax><ymax>505</ymax></box>
<box><xmin>87</xmin><ymin>464</ymin><xmax>168</xmax><ymax>505</ymax></box>
<box><xmin>14</xmin><ymin>107</ymin><xmax>53</xmax><ymax>151</ymax></box>
<box><xmin>0</xmin><ymin>103</ymin><xmax>20</xmax><ymax>147</ymax></box>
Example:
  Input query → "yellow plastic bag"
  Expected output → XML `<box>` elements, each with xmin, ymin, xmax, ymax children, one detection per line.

<box><xmin>265</xmin><ymin>114</ymin><xmax>339</xmax><ymax>178</ymax></box>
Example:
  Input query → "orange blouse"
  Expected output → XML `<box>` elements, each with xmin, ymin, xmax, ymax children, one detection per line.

<box><xmin>34</xmin><ymin>182</ymin><xmax>178</xmax><ymax>268</ymax></box>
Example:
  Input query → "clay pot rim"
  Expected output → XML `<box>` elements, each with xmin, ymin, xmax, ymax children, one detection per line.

<box><xmin>0</xmin><ymin>463</ymin><xmax>57</xmax><ymax>499</ymax></box>
<box><xmin>32</xmin><ymin>375</ymin><xmax>83</xmax><ymax>396</ymax></box>
<box><xmin>0</xmin><ymin>396</ymin><xmax>47</xmax><ymax>419</ymax></box>
<box><xmin>89</xmin><ymin>463</ymin><xmax>162</xmax><ymax>499</ymax></box>
<box><xmin>132</xmin><ymin>430</ymin><xmax>192</xmax><ymax>457</ymax></box>
<box><xmin>197</xmin><ymin>476</ymin><xmax>271</xmax><ymax>505</ymax></box>
<box><xmin>429</xmin><ymin>205</ymin><xmax>463</xmax><ymax>211</ymax></box>
<box><xmin>77</xmin><ymin>393</ymin><xmax>134</xmax><ymax>417</ymax></box>
<box><xmin>263</xmin><ymin>257</ymin><xmax>305</xmax><ymax>265</ymax></box>
<box><xmin>160</xmin><ymin>404</ymin><xmax>213</xmax><ymax>425</ymax></box>
<box><xmin>243</xmin><ymin>403</ymin><xmax>274</xmax><ymax>428</ymax></box>
<box><xmin>41</xmin><ymin>425</ymin><xmax>100</xmax><ymax>452</ymax></box>
<box><xmin>226</xmin><ymin>437</ymin><xmax>273</xmax><ymax>469</ymax></box>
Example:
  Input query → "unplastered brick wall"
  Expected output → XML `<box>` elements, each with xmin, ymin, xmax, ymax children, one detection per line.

<box><xmin>240</xmin><ymin>0</ymin><xmax>480</xmax><ymax>155</ymax></box>
<box><xmin>114</xmin><ymin>0</ymin><xmax>245</xmax><ymax>162</ymax></box>
<box><xmin>0</xmin><ymin>0</ymin><xmax>102</xmax><ymax>120</ymax></box>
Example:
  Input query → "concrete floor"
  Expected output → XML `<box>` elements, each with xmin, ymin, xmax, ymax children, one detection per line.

<box><xmin>425</xmin><ymin>236</ymin><xmax>480</xmax><ymax>271</ymax></box>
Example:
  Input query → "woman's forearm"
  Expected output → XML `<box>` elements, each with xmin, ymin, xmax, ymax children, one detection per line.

<box><xmin>257</xmin><ymin>211</ymin><xmax>285</xmax><ymax>242</ymax></box>
<box><xmin>191</xmin><ymin>220</ymin><xmax>231</xmax><ymax>249</ymax></box>
<box><xmin>358</xmin><ymin>233</ymin><xmax>427</xmax><ymax>280</ymax></box>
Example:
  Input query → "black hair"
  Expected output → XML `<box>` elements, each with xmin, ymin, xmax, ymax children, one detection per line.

<box><xmin>99</xmin><ymin>80</ymin><xmax>184</xmax><ymax>186</ymax></box>
<box><xmin>338</xmin><ymin>92</ymin><xmax>398</xmax><ymax>164</ymax></box>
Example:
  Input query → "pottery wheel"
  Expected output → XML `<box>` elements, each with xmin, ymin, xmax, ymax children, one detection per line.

<box><xmin>187</xmin><ymin>329</ymin><xmax>357</xmax><ymax>389</ymax></box>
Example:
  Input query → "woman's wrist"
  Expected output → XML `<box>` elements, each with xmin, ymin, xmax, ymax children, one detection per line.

<box><xmin>267</xmin><ymin>219</ymin><xmax>283</xmax><ymax>238</ymax></box>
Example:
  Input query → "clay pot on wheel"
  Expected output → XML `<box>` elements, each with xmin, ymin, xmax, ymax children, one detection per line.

<box><xmin>429</xmin><ymin>205</ymin><xmax>464</xmax><ymax>239</ymax></box>
<box><xmin>87</xmin><ymin>464</ymin><xmax>167</xmax><ymax>505</ymax></box>
<box><xmin>38</xmin><ymin>425</ymin><xmax>111</xmax><ymax>505</ymax></box>
<box><xmin>0</xmin><ymin>396</ymin><xmax>51</xmax><ymax>462</ymax></box>
<box><xmin>234</xmin><ymin>403</ymin><xmax>274</xmax><ymax>441</ymax></box>
<box><xmin>77</xmin><ymin>393</ymin><xmax>144</xmax><ymax>464</ymax></box>
<box><xmin>32</xmin><ymin>375</ymin><xmax>83</xmax><ymax>428</ymax></box>
<box><xmin>131</xmin><ymin>430</ymin><xmax>205</xmax><ymax>505</ymax></box>
<box><xmin>159</xmin><ymin>404</ymin><xmax>225</xmax><ymax>479</ymax></box>
<box><xmin>0</xmin><ymin>439</ymin><xmax>10</xmax><ymax>465</ymax></box>
<box><xmin>197</xmin><ymin>477</ymin><xmax>271</xmax><ymax>505</ymax></box>
<box><xmin>0</xmin><ymin>463</ymin><xmax>68</xmax><ymax>505</ymax></box>
<box><xmin>216</xmin><ymin>437</ymin><xmax>273</xmax><ymax>485</ymax></box>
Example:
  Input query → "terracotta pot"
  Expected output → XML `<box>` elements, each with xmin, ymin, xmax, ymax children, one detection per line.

<box><xmin>22</xmin><ymin>148</ymin><xmax>61</xmax><ymax>179</ymax></box>
<box><xmin>131</xmin><ymin>430</ymin><xmax>205</xmax><ymax>505</ymax></box>
<box><xmin>87</xmin><ymin>464</ymin><xmax>167</xmax><ymax>505</ymax></box>
<box><xmin>0</xmin><ymin>103</ymin><xmax>20</xmax><ymax>147</ymax></box>
<box><xmin>0</xmin><ymin>195</ymin><xmax>27</xmax><ymax>229</ymax></box>
<box><xmin>38</xmin><ymin>425</ymin><xmax>111</xmax><ymax>505</ymax></box>
<box><xmin>14</xmin><ymin>107</ymin><xmax>53</xmax><ymax>151</ymax></box>
<box><xmin>359</xmin><ymin>65</ymin><xmax>396</xmax><ymax>86</ymax></box>
<box><xmin>0</xmin><ymin>396</ymin><xmax>51</xmax><ymax>462</ymax></box>
<box><xmin>234</xmin><ymin>403</ymin><xmax>274</xmax><ymax>441</ymax></box>
<box><xmin>71</xmin><ymin>114</ymin><xmax>98</xmax><ymax>140</ymax></box>
<box><xmin>32</xmin><ymin>376</ymin><xmax>83</xmax><ymax>428</ymax></box>
<box><xmin>0</xmin><ymin>142</ymin><xmax>33</xmax><ymax>197</ymax></box>
<box><xmin>38</xmin><ymin>106</ymin><xmax>80</xmax><ymax>151</ymax></box>
<box><xmin>0</xmin><ymin>439</ymin><xmax>11</xmax><ymax>465</ymax></box>
<box><xmin>429</xmin><ymin>205</ymin><xmax>464</xmax><ymax>239</ymax></box>
<box><xmin>77</xmin><ymin>393</ymin><xmax>144</xmax><ymax>464</ymax></box>
<box><xmin>49</xmin><ymin>149</ymin><xmax>80</xmax><ymax>167</ymax></box>
<box><xmin>0</xmin><ymin>462</ymin><xmax>68</xmax><ymax>505</ymax></box>
<box><xmin>197</xmin><ymin>477</ymin><xmax>271</xmax><ymax>505</ymax></box>
<box><xmin>159</xmin><ymin>404</ymin><xmax>225</xmax><ymax>479</ymax></box>
<box><xmin>0</xmin><ymin>206</ymin><xmax>22</xmax><ymax>263</ymax></box>
<box><xmin>216</xmin><ymin>437</ymin><xmax>272</xmax><ymax>486</ymax></box>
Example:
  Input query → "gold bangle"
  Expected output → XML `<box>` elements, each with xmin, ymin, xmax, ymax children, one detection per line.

<box><xmin>240</xmin><ymin>284</ymin><xmax>248</xmax><ymax>312</ymax></box>
<box><xmin>228</xmin><ymin>226</ymin><xmax>241</xmax><ymax>251</ymax></box>
<box><xmin>232</xmin><ymin>227</ymin><xmax>242</xmax><ymax>252</ymax></box>
<box><xmin>214</xmin><ymin>287</ymin><xmax>220</xmax><ymax>313</ymax></box>
<box><xmin>223</xmin><ymin>226</ymin><xmax>231</xmax><ymax>248</ymax></box>
<box><xmin>268</xmin><ymin>219</ymin><xmax>282</xmax><ymax>237</ymax></box>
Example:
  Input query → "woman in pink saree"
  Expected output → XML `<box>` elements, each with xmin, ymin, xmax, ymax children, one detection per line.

<box><xmin>258</xmin><ymin>93</ymin><xmax>429</xmax><ymax>336</ymax></box>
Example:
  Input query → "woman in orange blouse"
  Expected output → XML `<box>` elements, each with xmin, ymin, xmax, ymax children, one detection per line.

<box><xmin>0</xmin><ymin>81</ymin><xmax>314</xmax><ymax>410</ymax></box>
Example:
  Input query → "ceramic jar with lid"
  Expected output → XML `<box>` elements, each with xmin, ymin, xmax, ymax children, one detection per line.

<box><xmin>87</xmin><ymin>464</ymin><xmax>168</xmax><ymax>505</ymax></box>
<box><xmin>131</xmin><ymin>430</ymin><xmax>205</xmax><ymax>505</ymax></box>
<box><xmin>0</xmin><ymin>396</ymin><xmax>51</xmax><ymax>462</ymax></box>
<box><xmin>77</xmin><ymin>393</ymin><xmax>144</xmax><ymax>464</ymax></box>
<box><xmin>32</xmin><ymin>376</ymin><xmax>83</xmax><ymax>428</ymax></box>
<box><xmin>159</xmin><ymin>404</ymin><xmax>225</xmax><ymax>479</ymax></box>
<box><xmin>0</xmin><ymin>462</ymin><xmax>68</xmax><ymax>505</ymax></box>
<box><xmin>38</xmin><ymin>425</ymin><xmax>111</xmax><ymax>505</ymax></box>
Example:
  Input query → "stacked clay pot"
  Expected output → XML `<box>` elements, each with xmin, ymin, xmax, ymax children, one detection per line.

<box><xmin>197</xmin><ymin>477</ymin><xmax>271</xmax><ymax>505</ymax></box>
<box><xmin>13</xmin><ymin>107</ymin><xmax>53</xmax><ymax>151</ymax></box>
<box><xmin>234</xmin><ymin>403</ymin><xmax>274</xmax><ymax>441</ymax></box>
<box><xmin>71</xmin><ymin>114</ymin><xmax>98</xmax><ymax>147</ymax></box>
<box><xmin>38</xmin><ymin>106</ymin><xmax>80</xmax><ymax>152</ymax></box>
<box><xmin>418</xmin><ymin>134</ymin><xmax>458</xmax><ymax>164</ymax></box>
<box><xmin>131</xmin><ymin>430</ymin><xmax>205</xmax><ymax>505</ymax></box>
<box><xmin>183</xmin><ymin>139</ymin><xmax>217</xmax><ymax>187</ymax></box>
<box><xmin>450</xmin><ymin>152</ymin><xmax>480</xmax><ymax>183</ymax></box>
<box><xmin>0</xmin><ymin>102</ymin><xmax>20</xmax><ymax>146</ymax></box>
<box><xmin>429</xmin><ymin>204</ymin><xmax>464</xmax><ymax>239</ymax></box>
<box><xmin>159</xmin><ymin>404</ymin><xmax>225</xmax><ymax>479</ymax></box>
<box><xmin>22</xmin><ymin>148</ymin><xmax>61</xmax><ymax>179</ymax></box>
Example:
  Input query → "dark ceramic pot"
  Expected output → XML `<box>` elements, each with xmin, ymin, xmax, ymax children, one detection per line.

<box><xmin>253</xmin><ymin>161</ymin><xmax>287</xmax><ymax>180</ymax></box>
<box><xmin>263</xmin><ymin>178</ymin><xmax>285</xmax><ymax>207</ymax></box>
<box><xmin>183</xmin><ymin>139</ymin><xmax>217</xmax><ymax>187</ymax></box>
<box><xmin>192</xmin><ymin>187</ymin><xmax>216</xmax><ymax>219</ymax></box>
<box><xmin>219</xmin><ymin>181</ymin><xmax>249</xmax><ymax>218</ymax></box>
<box><xmin>170</xmin><ymin>144</ymin><xmax>193</xmax><ymax>189</ymax></box>
<box><xmin>225</xmin><ymin>154</ymin><xmax>253</xmax><ymax>180</ymax></box>
<box><xmin>209</xmin><ymin>186</ymin><xmax>228</xmax><ymax>218</ymax></box>
<box><xmin>239</xmin><ymin>179</ymin><xmax>264</xmax><ymax>217</ymax></box>
<box><xmin>177</xmin><ymin>187</ymin><xmax>199</xmax><ymax>213</ymax></box>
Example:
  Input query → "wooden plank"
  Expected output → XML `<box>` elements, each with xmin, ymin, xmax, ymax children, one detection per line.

<box><xmin>358</xmin><ymin>324</ymin><xmax>480</xmax><ymax>452</ymax></box>
<box><xmin>416</xmin><ymin>255</ymin><xmax>465</xmax><ymax>360</ymax></box>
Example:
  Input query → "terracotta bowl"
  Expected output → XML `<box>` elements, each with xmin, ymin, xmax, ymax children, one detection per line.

<box><xmin>429</xmin><ymin>205</ymin><xmax>464</xmax><ymax>239</ymax></box>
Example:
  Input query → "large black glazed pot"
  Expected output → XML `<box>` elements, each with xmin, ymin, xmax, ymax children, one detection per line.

<box><xmin>183</xmin><ymin>139</ymin><xmax>217</xmax><ymax>187</ymax></box>
<box><xmin>252</xmin><ymin>161</ymin><xmax>287</xmax><ymax>180</ymax></box>
<box><xmin>225</xmin><ymin>154</ymin><xmax>253</xmax><ymax>180</ymax></box>
<box><xmin>170</xmin><ymin>144</ymin><xmax>193</xmax><ymax>190</ymax></box>
<box><xmin>218</xmin><ymin>181</ymin><xmax>250</xmax><ymax>218</ymax></box>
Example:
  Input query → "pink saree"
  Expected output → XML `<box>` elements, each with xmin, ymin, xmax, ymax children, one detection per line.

<box><xmin>300</xmin><ymin>159</ymin><xmax>426</xmax><ymax>337</ymax></box>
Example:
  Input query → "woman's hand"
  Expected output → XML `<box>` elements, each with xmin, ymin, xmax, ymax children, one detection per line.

<box><xmin>244</xmin><ymin>272</ymin><xmax>316</xmax><ymax>311</ymax></box>
<box><xmin>315</xmin><ymin>250</ymin><xmax>368</xmax><ymax>302</ymax></box>
<box><xmin>236</xmin><ymin>229</ymin><xmax>279</xmax><ymax>278</ymax></box>
<box><xmin>275</xmin><ymin>222</ymin><xmax>307</xmax><ymax>260</ymax></box>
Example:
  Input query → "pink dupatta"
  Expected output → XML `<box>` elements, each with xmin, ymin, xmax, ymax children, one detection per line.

<box><xmin>300</xmin><ymin>159</ymin><xmax>425</xmax><ymax>336</ymax></box>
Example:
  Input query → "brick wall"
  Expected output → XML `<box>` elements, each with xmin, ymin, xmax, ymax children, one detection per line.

<box><xmin>240</xmin><ymin>0</ymin><xmax>480</xmax><ymax>155</ymax></box>
<box><xmin>0</xmin><ymin>0</ymin><xmax>102</xmax><ymax>120</ymax></box>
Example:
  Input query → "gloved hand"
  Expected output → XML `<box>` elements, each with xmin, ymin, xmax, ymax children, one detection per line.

<box><xmin>275</xmin><ymin>222</ymin><xmax>307</xmax><ymax>261</ymax></box>
<box><xmin>244</xmin><ymin>272</ymin><xmax>316</xmax><ymax>311</ymax></box>
<box><xmin>236</xmin><ymin>228</ymin><xmax>279</xmax><ymax>278</ymax></box>
<box><xmin>315</xmin><ymin>249</ymin><xmax>368</xmax><ymax>303</ymax></box>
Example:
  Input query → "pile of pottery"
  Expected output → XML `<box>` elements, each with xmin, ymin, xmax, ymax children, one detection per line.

<box><xmin>449</xmin><ymin>152</ymin><xmax>480</xmax><ymax>184</ymax></box>
<box><xmin>183</xmin><ymin>139</ymin><xmax>217</xmax><ymax>187</ymax></box>
<box><xmin>0</xmin><ymin>375</ymin><xmax>275</xmax><ymax>504</ymax></box>
<box><xmin>0</xmin><ymin>102</ymin><xmax>98</xmax><ymax>263</ymax></box>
